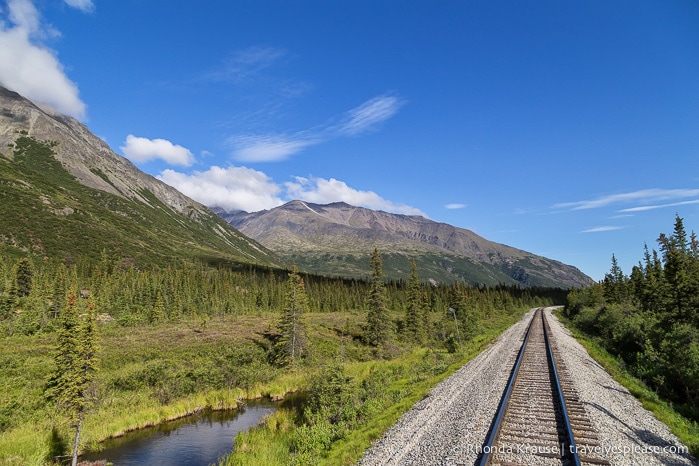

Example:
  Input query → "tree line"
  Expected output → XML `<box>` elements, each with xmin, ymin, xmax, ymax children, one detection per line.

<box><xmin>564</xmin><ymin>214</ymin><xmax>699</xmax><ymax>420</ymax></box>
<box><xmin>0</xmin><ymin>249</ymin><xmax>563</xmax><ymax>338</ymax></box>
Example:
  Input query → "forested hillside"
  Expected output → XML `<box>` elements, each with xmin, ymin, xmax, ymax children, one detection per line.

<box><xmin>564</xmin><ymin>214</ymin><xmax>699</xmax><ymax>422</ymax></box>
<box><xmin>0</xmin><ymin>85</ymin><xmax>281</xmax><ymax>269</ymax></box>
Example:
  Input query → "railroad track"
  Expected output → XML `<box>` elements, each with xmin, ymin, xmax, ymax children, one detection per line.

<box><xmin>478</xmin><ymin>308</ymin><xmax>610</xmax><ymax>466</ymax></box>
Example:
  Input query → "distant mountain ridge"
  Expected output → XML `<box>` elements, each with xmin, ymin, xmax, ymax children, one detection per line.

<box><xmin>222</xmin><ymin>200</ymin><xmax>592</xmax><ymax>288</ymax></box>
<box><xmin>0</xmin><ymin>86</ymin><xmax>279</xmax><ymax>267</ymax></box>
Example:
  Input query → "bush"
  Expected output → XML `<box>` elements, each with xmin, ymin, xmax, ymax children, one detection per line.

<box><xmin>291</xmin><ymin>421</ymin><xmax>336</xmax><ymax>460</ymax></box>
<box><xmin>445</xmin><ymin>333</ymin><xmax>459</xmax><ymax>353</ymax></box>
<box><xmin>572</xmin><ymin>306</ymin><xmax>600</xmax><ymax>335</ymax></box>
<box><xmin>660</xmin><ymin>323</ymin><xmax>699</xmax><ymax>406</ymax></box>
<box><xmin>304</xmin><ymin>364</ymin><xmax>357</xmax><ymax>426</ymax></box>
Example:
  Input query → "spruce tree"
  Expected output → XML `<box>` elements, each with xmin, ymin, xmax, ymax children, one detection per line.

<box><xmin>603</xmin><ymin>254</ymin><xmax>628</xmax><ymax>304</ymax></box>
<box><xmin>12</xmin><ymin>257</ymin><xmax>34</xmax><ymax>298</ymax></box>
<box><xmin>365</xmin><ymin>248</ymin><xmax>391</xmax><ymax>346</ymax></box>
<box><xmin>405</xmin><ymin>258</ymin><xmax>426</xmax><ymax>344</ymax></box>
<box><xmin>658</xmin><ymin>215</ymin><xmax>691</xmax><ymax>321</ymax></box>
<box><xmin>45</xmin><ymin>291</ymin><xmax>99</xmax><ymax>466</ymax></box>
<box><xmin>151</xmin><ymin>291</ymin><xmax>167</xmax><ymax>323</ymax></box>
<box><xmin>275</xmin><ymin>265</ymin><xmax>308</xmax><ymax>366</ymax></box>
<box><xmin>447</xmin><ymin>284</ymin><xmax>467</xmax><ymax>346</ymax></box>
<box><xmin>688</xmin><ymin>230</ymin><xmax>699</xmax><ymax>326</ymax></box>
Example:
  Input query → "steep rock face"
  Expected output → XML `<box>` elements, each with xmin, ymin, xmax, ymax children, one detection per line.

<box><xmin>225</xmin><ymin>201</ymin><xmax>592</xmax><ymax>288</ymax></box>
<box><xmin>0</xmin><ymin>87</ymin><xmax>203</xmax><ymax>218</ymax></box>
<box><xmin>0</xmin><ymin>86</ymin><xmax>279</xmax><ymax>266</ymax></box>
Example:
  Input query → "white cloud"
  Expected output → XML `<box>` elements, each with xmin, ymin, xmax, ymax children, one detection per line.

<box><xmin>157</xmin><ymin>165</ymin><xmax>424</xmax><ymax>216</ymax></box>
<box><xmin>230</xmin><ymin>134</ymin><xmax>319</xmax><ymax>162</ymax></box>
<box><xmin>554</xmin><ymin>188</ymin><xmax>699</xmax><ymax>211</ymax></box>
<box><xmin>0</xmin><ymin>0</ymin><xmax>86</xmax><ymax>119</ymax></box>
<box><xmin>157</xmin><ymin>166</ymin><xmax>284</xmax><ymax>212</ymax></box>
<box><xmin>444</xmin><ymin>203</ymin><xmax>466</xmax><ymax>210</ymax></box>
<box><xmin>582</xmin><ymin>226</ymin><xmax>625</xmax><ymax>233</ymax></box>
<box><xmin>121</xmin><ymin>135</ymin><xmax>195</xmax><ymax>166</ymax></box>
<box><xmin>285</xmin><ymin>176</ymin><xmax>426</xmax><ymax>217</ymax></box>
<box><xmin>618</xmin><ymin>199</ymin><xmax>699</xmax><ymax>212</ymax></box>
<box><xmin>7</xmin><ymin>0</ymin><xmax>42</xmax><ymax>35</ymax></box>
<box><xmin>335</xmin><ymin>93</ymin><xmax>405</xmax><ymax>136</ymax></box>
<box><xmin>226</xmin><ymin>93</ymin><xmax>405</xmax><ymax>163</ymax></box>
<box><xmin>205</xmin><ymin>46</ymin><xmax>286</xmax><ymax>83</ymax></box>
<box><xmin>64</xmin><ymin>0</ymin><xmax>94</xmax><ymax>13</ymax></box>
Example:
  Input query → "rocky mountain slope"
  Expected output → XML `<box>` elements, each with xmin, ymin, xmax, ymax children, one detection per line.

<box><xmin>223</xmin><ymin>201</ymin><xmax>592</xmax><ymax>288</ymax></box>
<box><xmin>0</xmin><ymin>86</ymin><xmax>279</xmax><ymax>267</ymax></box>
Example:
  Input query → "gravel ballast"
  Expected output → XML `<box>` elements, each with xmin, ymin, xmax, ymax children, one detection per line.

<box><xmin>359</xmin><ymin>307</ymin><xmax>697</xmax><ymax>466</ymax></box>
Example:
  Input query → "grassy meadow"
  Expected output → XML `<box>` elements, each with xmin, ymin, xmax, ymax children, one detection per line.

<box><xmin>0</xmin><ymin>307</ymin><xmax>528</xmax><ymax>465</ymax></box>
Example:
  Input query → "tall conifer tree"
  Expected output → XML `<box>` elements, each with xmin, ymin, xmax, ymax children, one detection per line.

<box><xmin>13</xmin><ymin>257</ymin><xmax>34</xmax><ymax>298</ymax></box>
<box><xmin>658</xmin><ymin>215</ymin><xmax>692</xmax><ymax>321</ymax></box>
<box><xmin>365</xmin><ymin>248</ymin><xmax>391</xmax><ymax>346</ymax></box>
<box><xmin>405</xmin><ymin>258</ymin><xmax>426</xmax><ymax>343</ymax></box>
<box><xmin>275</xmin><ymin>265</ymin><xmax>308</xmax><ymax>366</ymax></box>
<box><xmin>45</xmin><ymin>291</ymin><xmax>99</xmax><ymax>466</ymax></box>
<box><xmin>151</xmin><ymin>291</ymin><xmax>167</xmax><ymax>323</ymax></box>
<box><xmin>603</xmin><ymin>254</ymin><xmax>627</xmax><ymax>304</ymax></box>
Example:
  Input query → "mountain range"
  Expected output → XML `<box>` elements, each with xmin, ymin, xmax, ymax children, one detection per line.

<box><xmin>0</xmin><ymin>85</ymin><xmax>591</xmax><ymax>287</ymax></box>
<box><xmin>220</xmin><ymin>201</ymin><xmax>592</xmax><ymax>288</ymax></box>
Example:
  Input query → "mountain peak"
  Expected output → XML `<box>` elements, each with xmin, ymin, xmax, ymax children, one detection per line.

<box><xmin>282</xmin><ymin>200</ymin><xmax>353</xmax><ymax>211</ymax></box>
<box><xmin>224</xmin><ymin>202</ymin><xmax>592</xmax><ymax>288</ymax></box>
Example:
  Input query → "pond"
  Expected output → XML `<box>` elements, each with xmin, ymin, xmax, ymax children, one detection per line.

<box><xmin>80</xmin><ymin>400</ymin><xmax>276</xmax><ymax>466</ymax></box>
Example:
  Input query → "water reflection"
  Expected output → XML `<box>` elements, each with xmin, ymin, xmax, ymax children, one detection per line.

<box><xmin>80</xmin><ymin>401</ymin><xmax>275</xmax><ymax>466</ymax></box>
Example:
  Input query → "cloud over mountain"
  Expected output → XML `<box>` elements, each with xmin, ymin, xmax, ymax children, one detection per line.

<box><xmin>0</xmin><ymin>0</ymin><xmax>88</xmax><ymax>119</ymax></box>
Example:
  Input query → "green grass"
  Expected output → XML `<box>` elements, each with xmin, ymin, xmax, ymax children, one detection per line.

<box><xmin>0</xmin><ymin>301</ymin><xmax>532</xmax><ymax>466</ymax></box>
<box><xmin>223</xmin><ymin>308</ymin><xmax>527</xmax><ymax>466</ymax></box>
<box><xmin>319</xmin><ymin>325</ymin><xmax>517</xmax><ymax>465</ymax></box>
<box><xmin>224</xmin><ymin>409</ymin><xmax>297</xmax><ymax>465</ymax></box>
<box><xmin>0</xmin><ymin>308</ymin><xmax>430</xmax><ymax>464</ymax></box>
<box><xmin>0</xmin><ymin>313</ymin><xmax>300</xmax><ymax>465</ymax></box>
<box><xmin>555</xmin><ymin>311</ymin><xmax>699</xmax><ymax>459</ymax></box>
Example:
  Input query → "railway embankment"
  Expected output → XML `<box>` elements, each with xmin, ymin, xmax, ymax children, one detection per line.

<box><xmin>360</xmin><ymin>307</ymin><xmax>697</xmax><ymax>466</ymax></box>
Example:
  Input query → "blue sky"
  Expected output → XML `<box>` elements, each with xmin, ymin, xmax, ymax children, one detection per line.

<box><xmin>1</xmin><ymin>0</ymin><xmax>698</xmax><ymax>281</ymax></box>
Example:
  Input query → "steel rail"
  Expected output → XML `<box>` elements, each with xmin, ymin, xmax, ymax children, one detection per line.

<box><xmin>543</xmin><ymin>310</ymin><xmax>582</xmax><ymax>466</ymax></box>
<box><xmin>477</xmin><ymin>308</ymin><xmax>539</xmax><ymax>466</ymax></box>
<box><xmin>478</xmin><ymin>308</ymin><xmax>582</xmax><ymax>466</ymax></box>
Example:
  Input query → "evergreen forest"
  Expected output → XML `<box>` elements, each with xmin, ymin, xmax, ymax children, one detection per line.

<box><xmin>0</xmin><ymin>247</ymin><xmax>562</xmax><ymax>465</ymax></box>
<box><xmin>564</xmin><ymin>215</ymin><xmax>699</xmax><ymax>434</ymax></box>
<box><xmin>0</xmin><ymin>251</ymin><xmax>565</xmax><ymax>334</ymax></box>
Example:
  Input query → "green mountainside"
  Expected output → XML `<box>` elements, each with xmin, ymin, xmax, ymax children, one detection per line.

<box><xmin>0</xmin><ymin>87</ymin><xmax>279</xmax><ymax>268</ymax></box>
<box><xmin>222</xmin><ymin>201</ymin><xmax>593</xmax><ymax>288</ymax></box>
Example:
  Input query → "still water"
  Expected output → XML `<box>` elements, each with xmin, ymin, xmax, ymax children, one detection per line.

<box><xmin>80</xmin><ymin>401</ymin><xmax>276</xmax><ymax>466</ymax></box>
